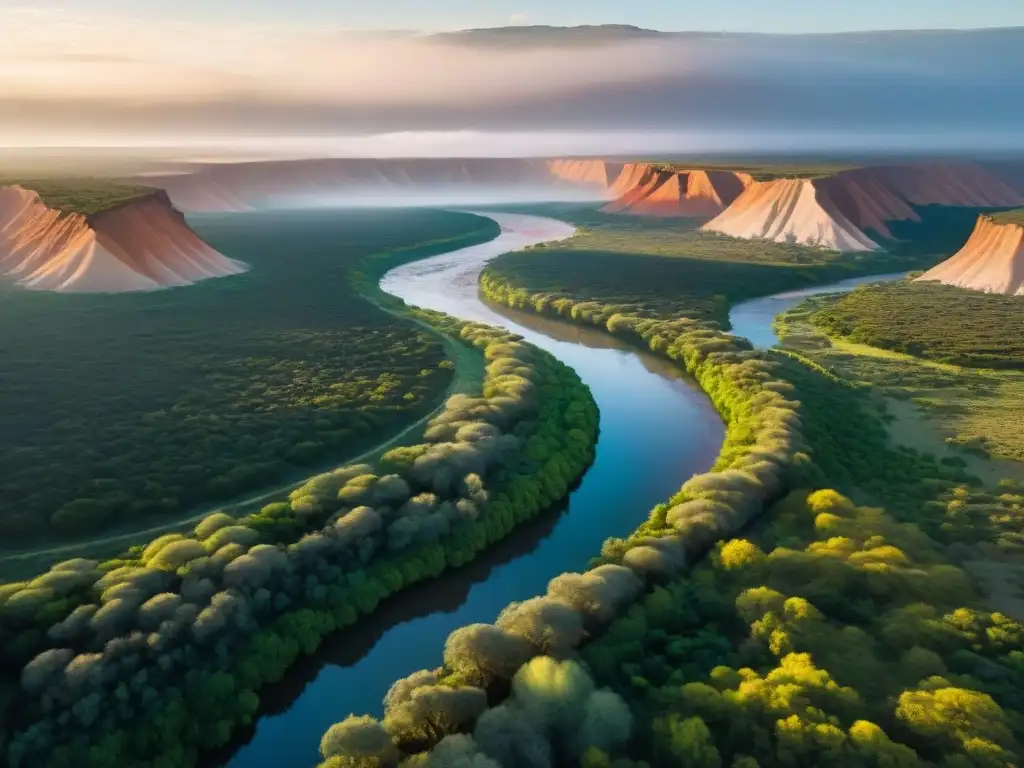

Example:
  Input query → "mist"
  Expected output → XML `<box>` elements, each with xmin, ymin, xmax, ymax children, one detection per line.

<box><xmin>3</xmin><ymin>10</ymin><xmax>1024</xmax><ymax>156</ymax></box>
<box><xmin>266</xmin><ymin>185</ymin><xmax>604</xmax><ymax>210</ymax></box>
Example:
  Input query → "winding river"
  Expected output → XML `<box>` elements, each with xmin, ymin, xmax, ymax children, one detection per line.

<box><xmin>218</xmin><ymin>211</ymin><xmax>726</xmax><ymax>767</ymax></box>
<box><xmin>729</xmin><ymin>271</ymin><xmax>909</xmax><ymax>349</ymax></box>
<box><xmin>208</xmin><ymin>206</ymin><xmax>911</xmax><ymax>767</ymax></box>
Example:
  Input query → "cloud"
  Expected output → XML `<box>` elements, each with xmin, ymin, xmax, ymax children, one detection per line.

<box><xmin>508</xmin><ymin>13</ymin><xmax>529</xmax><ymax>24</ymax></box>
<box><xmin>0</xmin><ymin>8</ymin><xmax>699</xmax><ymax>105</ymax></box>
<box><xmin>0</xmin><ymin>8</ymin><xmax>1022</xmax><ymax>149</ymax></box>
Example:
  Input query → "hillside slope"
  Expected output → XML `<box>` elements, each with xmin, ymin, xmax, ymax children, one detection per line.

<box><xmin>0</xmin><ymin>185</ymin><xmax>247</xmax><ymax>293</ymax></box>
<box><xmin>603</xmin><ymin>167</ymin><xmax>752</xmax><ymax>217</ymax></box>
<box><xmin>916</xmin><ymin>212</ymin><xmax>1024</xmax><ymax>295</ymax></box>
<box><xmin>701</xmin><ymin>178</ymin><xmax>880</xmax><ymax>251</ymax></box>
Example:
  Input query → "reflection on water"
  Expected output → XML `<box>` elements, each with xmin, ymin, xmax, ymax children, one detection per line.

<box><xmin>221</xmin><ymin>211</ymin><xmax>725</xmax><ymax>768</ymax></box>
<box><xmin>728</xmin><ymin>272</ymin><xmax>909</xmax><ymax>349</ymax></box>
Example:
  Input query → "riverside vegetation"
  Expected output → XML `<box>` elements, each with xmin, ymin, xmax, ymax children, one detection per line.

<box><xmin>0</xmin><ymin>210</ymin><xmax>498</xmax><ymax>543</ymax></box>
<box><xmin>781</xmin><ymin>292</ymin><xmax>1024</xmax><ymax>464</ymax></box>
<box><xmin>0</xmin><ymin>218</ymin><xmax>600</xmax><ymax>767</ymax></box>
<box><xmin>318</xmin><ymin>217</ymin><xmax>1024</xmax><ymax>768</ymax></box>
<box><xmin>475</xmin><ymin>204</ymin><xmax>943</xmax><ymax>326</ymax></box>
<box><xmin>811</xmin><ymin>280</ymin><xmax>1024</xmax><ymax>369</ymax></box>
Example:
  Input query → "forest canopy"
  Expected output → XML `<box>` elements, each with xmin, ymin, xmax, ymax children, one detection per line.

<box><xmin>811</xmin><ymin>280</ymin><xmax>1024</xmax><ymax>369</ymax></box>
<box><xmin>0</xmin><ymin>209</ymin><xmax>497</xmax><ymax>543</ymax></box>
<box><xmin>336</xmin><ymin>214</ymin><xmax>1024</xmax><ymax>768</ymax></box>
<box><xmin>479</xmin><ymin>206</ymin><xmax>942</xmax><ymax>326</ymax></box>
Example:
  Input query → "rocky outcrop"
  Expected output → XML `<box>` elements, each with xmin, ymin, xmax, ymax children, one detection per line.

<box><xmin>701</xmin><ymin>162</ymin><xmax>1024</xmax><ymax>252</ymax></box>
<box><xmin>701</xmin><ymin>178</ymin><xmax>880</xmax><ymax>252</ymax></box>
<box><xmin>547</xmin><ymin>158</ymin><xmax>625</xmax><ymax>189</ymax></box>
<box><xmin>603</xmin><ymin>168</ymin><xmax>751</xmax><ymax>217</ymax></box>
<box><xmin>0</xmin><ymin>186</ymin><xmax>247</xmax><ymax>293</ymax></box>
<box><xmin>814</xmin><ymin>169</ymin><xmax>921</xmax><ymax>239</ymax></box>
<box><xmin>916</xmin><ymin>213</ymin><xmax>1024</xmax><ymax>295</ymax></box>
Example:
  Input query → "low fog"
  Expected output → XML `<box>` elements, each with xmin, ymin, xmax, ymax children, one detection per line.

<box><xmin>268</xmin><ymin>185</ymin><xmax>602</xmax><ymax>209</ymax></box>
<box><xmin>3</xmin><ymin>9</ymin><xmax>1024</xmax><ymax>154</ymax></box>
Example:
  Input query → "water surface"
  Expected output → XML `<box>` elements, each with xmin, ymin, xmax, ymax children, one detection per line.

<box><xmin>728</xmin><ymin>271</ymin><xmax>909</xmax><ymax>349</ymax></box>
<box><xmin>221</xmin><ymin>211</ymin><xmax>726</xmax><ymax>767</ymax></box>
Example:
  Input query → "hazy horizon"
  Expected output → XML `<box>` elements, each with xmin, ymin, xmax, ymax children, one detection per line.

<box><xmin>3</xmin><ymin>8</ymin><xmax>1024</xmax><ymax>158</ymax></box>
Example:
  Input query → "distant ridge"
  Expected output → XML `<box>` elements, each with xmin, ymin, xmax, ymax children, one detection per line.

<box><xmin>430</xmin><ymin>24</ymin><xmax>674</xmax><ymax>47</ymax></box>
<box><xmin>429</xmin><ymin>23</ymin><xmax>1024</xmax><ymax>47</ymax></box>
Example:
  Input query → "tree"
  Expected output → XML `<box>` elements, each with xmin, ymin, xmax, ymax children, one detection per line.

<box><xmin>895</xmin><ymin>687</ymin><xmax>1013</xmax><ymax>755</ymax></box>
<box><xmin>320</xmin><ymin>715</ymin><xmax>398</xmax><ymax>766</ymax></box>
<box><xmin>653</xmin><ymin>714</ymin><xmax>722</xmax><ymax>768</ymax></box>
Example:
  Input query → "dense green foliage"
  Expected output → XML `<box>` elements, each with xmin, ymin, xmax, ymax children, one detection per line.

<box><xmin>0</xmin><ymin>210</ymin><xmax>497</xmax><ymax>543</ymax></box>
<box><xmin>574</xmin><ymin>354</ymin><xmax>1024</xmax><ymax>768</ymax></box>
<box><xmin>335</xmin><ymin>251</ymin><xmax>1024</xmax><ymax>768</ymax></box>
<box><xmin>779</xmin><ymin>292</ymin><xmax>1024</xmax><ymax>463</ymax></box>
<box><xmin>317</xmin><ymin>273</ymin><xmax>821</xmax><ymax>766</ymax></box>
<box><xmin>478</xmin><ymin>207</ymin><xmax>936</xmax><ymax>325</ymax></box>
<box><xmin>0</xmin><ymin>177</ymin><xmax>153</xmax><ymax>215</ymax></box>
<box><xmin>0</xmin><ymin>309</ymin><xmax>599</xmax><ymax>768</ymax></box>
<box><xmin>811</xmin><ymin>281</ymin><xmax>1024</xmax><ymax>369</ymax></box>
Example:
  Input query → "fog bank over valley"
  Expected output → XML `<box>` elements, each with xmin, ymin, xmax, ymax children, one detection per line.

<box><xmin>3</xmin><ymin>13</ymin><xmax>1024</xmax><ymax>155</ymax></box>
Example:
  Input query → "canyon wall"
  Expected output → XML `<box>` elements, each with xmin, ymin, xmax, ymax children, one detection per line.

<box><xmin>701</xmin><ymin>162</ymin><xmax>1024</xmax><ymax>252</ymax></box>
<box><xmin>602</xmin><ymin>166</ymin><xmax>752</xmax><ymax>217</ymax></box>
<box><xmin>139</xmin><ymin>157</ymin><xmax>1024</xmax><ymax>257</ymax></box>
<box><xmin>916</xmin><ymin>214</ymin><xmax>1024</xmax><ymax>295</ymax></box>
<box><xmin>701</xmin><ymin>178</ymin><xmax>881</xmax><ymax>252</ymax></box>
<box><xmin>0</xmin><ymin>186</ymin><xmax>247</xmax><ymax>293</ymax></box>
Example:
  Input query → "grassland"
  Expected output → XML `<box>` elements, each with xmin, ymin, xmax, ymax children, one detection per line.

<box><xmin>990</xmin><ymin>208</ymin><xmax>1024</xmax><ymax>226</ymax></box>
<box><xmin>0</xmin><ymin>176</ymin><xmax>155</xmax><ymax>215</ymax></box>
<box><xmin>781</xmin><ymin>294</ymin><xmax>1024</xmax><ymax>468</ymax></box>
<box><xmin>660</xmin><ymin>160</ymin><xmax>860</xmax><ymax>180</ymax></box>
<box><xmin>0</xmin><ymin>208</ymin><xmax>498</xmax><ymax>544</ymax></box>
<box><xmin>811</xmin><ymin>280</ymin><xmax>1024</xmax><ymax>368</ymax></box>
<box><xmin>481</xmin><ymin>203</ymin><xmax>938</xmax><ymax>325</ymax></box>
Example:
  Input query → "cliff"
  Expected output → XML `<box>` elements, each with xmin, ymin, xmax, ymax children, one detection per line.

<box><xmin>603</xmin><ymin>167</ymin><xmax>751</xmax><ymax>217</ymax></box>
<box><xmin>0</xmin><ymin>186</ymin><xmax>247</xmax><ymax>293</ymax></box>
<box><xmin>701</xmin><ymin>178</ymin><xmax>880</xmax><ymax>252</ymax></box>
<box><xmin>153</xmin><ymin>158</ymin><xmax>618</xmax><ymax>212</ymax></box>
<box><xmin>547</xmin><ymin>158</ymin><xmax>625</xmax><ymax>189</ymax></box>
<box><xmin>700</xmin><ymin>162</ymin><xmax>1024</xmax><ymax>252</ymax></box>
<box><xmin>915</xmin><ymin>213</ymin><xmax>1024</xmax><ymax>295</ymax></box>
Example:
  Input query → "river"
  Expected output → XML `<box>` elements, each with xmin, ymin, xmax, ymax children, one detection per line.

<box><xmin>218</xmin><ymin>211</ymin><xmax>726</xmax><ymax>767</ymax></box>
<box><xmin>728</xmin><ymin>271</ymin><xmax>909</xmax><ymax>348</ymax></box>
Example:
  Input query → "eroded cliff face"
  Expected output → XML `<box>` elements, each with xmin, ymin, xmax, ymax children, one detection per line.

<box><xmin>916</xmin><ymin>215</ymin><xmax>1024</xmax><ymax>295</ymax></box>
<box><xmin>140</xmin><ymin>157</ymin><xmax>1024</xmax><ymax>258</ymax></box>
<box><xmin>153</xmin><ymin>158</ymin><xmax>618</xmax><ymax>212</ymax></box>
<box><xmin>701</xmin><ymin>178</ymin><xmax>880</xmax><ymax>252</ymax></box>
<box><xmin>607</xmin><ymin>161</ymin><xmax>1024</xmax><ymax>220</ymax></box>
<box><xmin>0</xmin><ymin>186</ymin><xmax>247</xmax><ymax>293</ymax></box>
<box><xmin>603</xmin><ymin>167</ymin><xmax>752</xmax><ymax>217</ymax></box>
<box><xmin>547</xmin><ymin>158</ymin><xmax>625</xmax><ymax>189</ymax></box>
<box><xmin>868</xmin><ymin>163</ymin><xmax>1024</xmax><ymax>209</ymax></box>
<box><xmin>698</xmin><ymin>162</ymin><xmax>1024</xmax><ymax>252</ymax></box>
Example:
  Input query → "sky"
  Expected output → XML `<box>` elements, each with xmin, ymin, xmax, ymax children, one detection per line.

<box><xmin>20</xmin><ymin>0</ymin><xmax>1024</xmax><ymax>33</ymax></box>
<box><xmin>2</xmin><ymin>2</ymin><xmax>1024</xmax><ymax>156</ymax></box>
